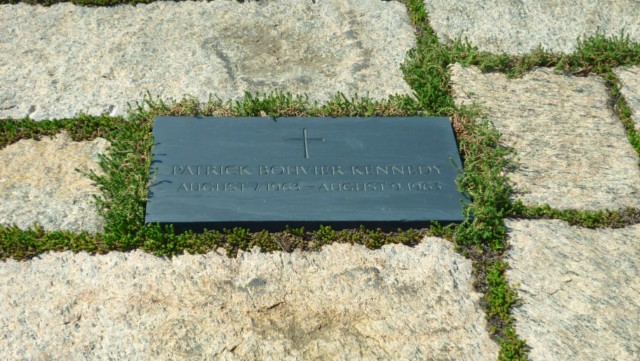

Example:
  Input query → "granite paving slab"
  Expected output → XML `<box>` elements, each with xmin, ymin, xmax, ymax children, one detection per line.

<box><xmin>0</xmin><ymin>1</ymin><xmax>414</xmax><ymax>121</ymax></box>
<box><xmin>615</xmin><ymin>66</ymin><xmax>640</xmax><ymax>131</ymax></box>
<box><xmin>0</xmin><ymin>239</ymin><xmax>499</xmax><ymax>360</ymax></box>
<box><xmin>450</xmin><ymin>63</ymin><xmax>640</xmax><ymax>210</ymax></box>
<box><xmin>505</xmin><ymin>219</ymin><xmax>640</xmax><ymax>360</ymax></box>
<box><xmin>0</xmin><ymin>133</ymin><xmax>109</xmax><ymax>233</ymax></box>
<box><xmin>424</xmin><ymin>0</ymin><xmax>640</xmax><ymax>55</ymax></box>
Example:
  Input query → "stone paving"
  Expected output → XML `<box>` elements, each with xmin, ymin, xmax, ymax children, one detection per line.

<box><xmin>1</xmin><ymin>1</ymin><xmax>640</xmax><ymax>360</ymax></box>
<box><xmin>425</xmin><ymin>0</ymin><xmax>640</xmax><ymax>55</ymax></box>
<box><xmin>0</xmin><ymin>1</ymin><xmax>414</xmax><ymax>120</ymax></box>
<box><xmin>506</xmin><ymin>220</ymin><xmax>640</xmax><ymax>360</ymax></box>
<box><xmin>450</xmin><ymin>63</ymin><xmax>640</xmax><ymax>211</ymax></box>
<box><xmin>0</xmin><ymin>240</ymin><xmax>499</xmax><ymax>360</ymax></box>
<box><xmin>0</xmin><ymin>132</ymin><xmax>108</xmax><ymax>233</ymax></box>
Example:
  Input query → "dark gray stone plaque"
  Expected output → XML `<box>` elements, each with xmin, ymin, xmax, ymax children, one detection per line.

<box><xmin>146</xmin><ymin>116</ymin><xmax>467</xmax><ymax>232</ymax></box>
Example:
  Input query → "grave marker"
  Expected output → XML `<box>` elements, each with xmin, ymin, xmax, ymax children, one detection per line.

<box><xmin>145</xmin><ymin>117</ymin><xmax>467</xmax><ymax>232</ymax></box>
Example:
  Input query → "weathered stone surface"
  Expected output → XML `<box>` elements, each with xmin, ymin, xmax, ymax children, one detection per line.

<box><xmin>424</xmin><ymin>0</ymin><xmax>640</xmax><ymax>55</ymax></box>
<box><xmin>505</xmin><ymin>219</ymin><xmax>640</xmax><ymax>361</ymax></box>
<box><xmin>450</xmin><ymin>63</ymin><xmax>640</xmax><ymax>210</ymax></box>
<box><xmin>0</xmin><ymin>1</ymin><xmax>414</xmax><ymax>120</ymax></box>
<box><xmin>0</xmin><ymin>132</ymin><xmax>108</xmax><ymax>233</ymax></box>
<box><xmin>0</xmin><ymin>239</ymin><xmax>499</xmax><ymax>360</ymax></box>
<box><xmin>615</xmin><ymin>66</ymin><xmax>640</xmax><ymax>131</ymax></box>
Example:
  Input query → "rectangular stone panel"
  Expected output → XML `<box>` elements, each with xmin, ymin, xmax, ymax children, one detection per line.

<box><xmin>0</xmin><ymin>1</ymin><xmax>415</xmax><ymax>120</ymax></box>
<box><xmin>425</xmin><ymin>1</ymin><xmax>640</xmax><ymax>55</ymax></box>
<box><xmin>146</xmin><ymin>117</ymin><xmax>467</xmax><ymax>231</ymax></box>
<box><xmin>450</xmin><ymin>63</ymin><xmax>640</xmax><ymax>210</ymax></box>
<box><xmin>0</xmin><ymin>241</ymin><xmax>499</xmax><ymax>359</ymax></box>
<box><xmin>506</xmin><ymin>220</ymin><xmax>640</xmax><ymax>360</ymax></box>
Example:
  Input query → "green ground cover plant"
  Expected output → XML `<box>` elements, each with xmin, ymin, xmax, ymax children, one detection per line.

<box><xmin>401</xmin><ymin>0</ymin><xmax>640</xmax><ymax>359</ymax></box>
<box><xmin>1</xmin><ymin>1</ymin><xmax>640</xmax><ymax>360</ymax></box>
<box><xmin>0</xmin><ymin>92</ymin><xmax>429</xmax><ymax>260</ymax></box>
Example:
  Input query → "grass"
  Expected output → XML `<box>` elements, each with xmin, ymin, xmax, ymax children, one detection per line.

<box><xmin>0</xmin><ymin>114</ymin><xmax>121</xmax><ymax>149</ymax></box>
<box><xmin>1</xmin><ymin>92</ymin><xmax>434</xmax><ymax>260</ymax></box>
<box><xmin>512</xmin><ymin>203</ymin><xmax>640</xmax><ymax>229</ymax></box>
<box><xmin>401</xmin><ymin>0</ymin><xmax>640</xmax><ymax>359</ymax></box>
<box><xmin>1</xmin><ymin>1</ymin><xmax>640</xmax><ymax>360</ymax></box>
<box><xmin>401</xmin><ymin>1</ymin><xmax>529</xmax><ymax>358</ymax></box>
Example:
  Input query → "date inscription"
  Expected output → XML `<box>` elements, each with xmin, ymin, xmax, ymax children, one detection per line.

<box><xmin>172</xmin><ymin>163</ymin><xmax>447</xmax><ymax>193</ymax></box>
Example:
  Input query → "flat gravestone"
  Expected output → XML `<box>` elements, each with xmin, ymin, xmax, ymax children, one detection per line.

<box><xmin>146</xmin><ymin>117</ymin><xmax>467</xmax><ymax>232</ymax></box>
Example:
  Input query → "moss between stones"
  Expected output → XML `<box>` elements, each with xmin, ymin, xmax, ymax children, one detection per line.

<box><xmin>0</xmin><ymin>114</ymin><xmax>120</xmax><ymax>149</ymax></box>
<box><xmin>0</xmin><ymin>92</ymin><xmax>428</xmax><ymax>256</ymax></box>
<box><xmin>2</xmin><ymin>1</ymin><xmax>640</xmax><ymax>360</ymax></box>
<box><xmin>402</xmin><ymin>0</ymin><xmax>640</xmax><ymax>359</ymax></box>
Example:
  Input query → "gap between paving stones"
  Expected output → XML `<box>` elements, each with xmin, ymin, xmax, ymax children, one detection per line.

<box><xmin>3</xmin><ymin>1</ymin><xmax>640</xmax><ymax>358</ymax></box>
<box><xmin>617</xmin><ymin>66</ymin><xmax>640</xmax><ymax>131</ymax></box>
<box><xmin>448</xmin><ymin>60</ymin><xmax>640</xmax><ymax>361</ymax></box>
<box><xmin>0</xmin><ymin>100</ymin><xmax>505</xmax><ymax>358</ymax></box>
<box><xmin>423</xmin><ymin>0</ymin><xmax>640</xmax><ymax>225</ymax></box>
<box><xmin>436</xmin><ymin>4</ymin><xmax>640</xmax><ymax>359</ymax></box>
<box><xmin>404</xmin><ymin>2</ymin><xmax>640</xmax><ymax>359</ymax></box>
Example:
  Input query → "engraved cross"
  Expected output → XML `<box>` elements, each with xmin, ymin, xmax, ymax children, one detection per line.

<box><xmin>286</xmin><ymin>128</ymin><xmax>325</xmax><ymax>158</ymax></box>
